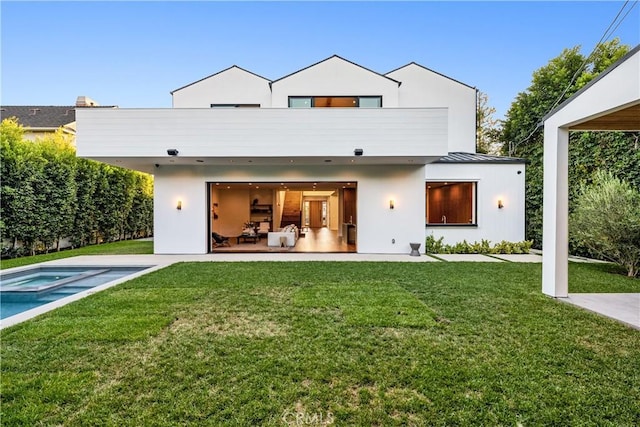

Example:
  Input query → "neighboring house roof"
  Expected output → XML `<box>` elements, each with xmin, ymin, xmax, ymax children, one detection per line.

<box><xmin>435</xmin><ymin>152</ymin><xmax>528</xmax><ymax>164</ymax></box>
<box><xmin>170</xmin><ymin>65</ymin><xmax>271</xmax><ymax>94</ymax></box>
<box><xmin>385</xmin><ymin>62</ymin><xmax>475</xmax><ymax>90</ymax></box>
<box><xmin>1</xmin><ymin>105</ymin><xmax>77</xmax><ymax>130</ymax></box>
<box><xmin>270</xmin><ymin>54</ymin><xmax>402</xmax><ymax>87</ymax></box>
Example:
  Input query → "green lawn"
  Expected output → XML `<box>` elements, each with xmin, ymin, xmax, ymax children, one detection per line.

<box><xmin>0</xmin><ymin>240</ymin><xmax>153</xmax><ymax>269</ymax></box>
<box><xmin>2</xmin><ymin>262</ymin><xmax>639</xmax><ymax>425</ymax></box>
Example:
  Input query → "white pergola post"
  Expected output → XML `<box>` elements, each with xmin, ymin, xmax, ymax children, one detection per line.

<box><xmin>542</xmin><ymin>125</ymin><xmax>569</xmax><ymax>297</ymax></box>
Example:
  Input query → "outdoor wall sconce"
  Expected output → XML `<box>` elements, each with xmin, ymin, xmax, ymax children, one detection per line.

<box><xmin>390</xmin><ymin>199</ymin><xmax>395</xmax><ymax>210</ymax></box>
<box><xmin>167</xmin><ymin>148</ymin><xmax>179</xmax><ymax>156</ymax></box>
<box><xmin>498</xmin><ymin>199</ymin><xmax>504</xmax><ymax>209</ymax></box>
<box><xmin>177</xmin><ymin>200</ymin><xmax>182</xmax><ymax>210</ymax></box>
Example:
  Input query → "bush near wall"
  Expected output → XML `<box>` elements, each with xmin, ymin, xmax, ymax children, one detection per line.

<box><xmin>425</xmin><ymin>235</ymin><xmax>533</xmax><ymax>255</ymax></box>
<box><xmin>0</xmin><ymin>118</ymin><xmax>153</xmax><ymax>258</ymax></box>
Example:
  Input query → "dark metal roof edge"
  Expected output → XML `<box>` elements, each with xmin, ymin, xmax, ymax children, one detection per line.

<box><xmin>270</xmin><ymin>54</ymin><xmax>402</xmax><ymax>86</ymax></box>
<box><xmin>543</xmin><ymin>44</ymin><xmax>640</xmax><ymax>122</ymax></box>
<box><xmin>170</xmin><ymin>65</ymin><xmax>271</xmax><ymax>95</ymax></box>
<box><xmin>434</xmin><ymin>152</ymin><xmax>528</xmax><ymax>164</ymax></box>
<box><xmin>385</xmin><ymin>62</ymin><xmax>475</xmax><ymax>90</ymax></box>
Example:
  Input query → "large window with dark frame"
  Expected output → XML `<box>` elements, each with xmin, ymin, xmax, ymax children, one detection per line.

<box><xmin>210</xmin><ymin>104</ymin><xmax>260</xmax><ymax>108</ymax></box>
<box><xmin>426</xmin><ymin>182</ymin><xmax>477</xmax><ymax>225</ymax></box>
<box><xmin>288</xmin><ymin>96</ymin><xmax>382</xmax><ymax>108</ymax></box>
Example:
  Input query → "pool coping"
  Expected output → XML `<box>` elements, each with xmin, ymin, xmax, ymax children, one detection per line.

<box><xmin>0</xmin><ymin>263</ymin><xmax>164</xmax><ymax>329</ymax></box>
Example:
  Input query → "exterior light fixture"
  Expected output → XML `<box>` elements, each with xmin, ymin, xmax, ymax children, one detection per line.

<box><xmin>167</xmin><ymin>149</ymin><xmax>179</xmax><ymax>156</ymax></box>
<box><xmin>177</xmin><ymin>200</ymin><xmax>182</xmax><ymax>210</ymax></box>
<box><xmin>390</xmin><ymin>199</ymin><xmax>395</xmax><ymax>210</ymax></box>
<box><xmin>354</xmin><ymin>148</ymin><xmax>363</xmax><ymax>156</ymax></box>
<box><xmin>498</xmin><ymin>199</ymin><xmax>504</xmax><ymax>209</ymax></box>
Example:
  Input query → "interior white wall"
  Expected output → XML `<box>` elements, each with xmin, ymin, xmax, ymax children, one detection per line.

<box><xmin>153</xmin><ymin>164</ymin><xmax>426</xmax><ymax>254</ymax></box>
<box><xmin>425</xmin><ymin>163</ymin><xmax>525</xmax><ymax>245</ymax></box>
<box><xmin>271</xmin><ymin>56</ymin><xmax>400</xmax><ymax>107</ymax></box>
<box><xmin>386</xmin><ymin>64</ymin><xmax>476</xmax><ymax>153</ymax></box>
<box><xmin>172</xmin><ymin>66</ymin><xmax>272</xmax><ymax>108</ymax></box>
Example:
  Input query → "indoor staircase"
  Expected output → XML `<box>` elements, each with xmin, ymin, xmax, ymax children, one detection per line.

<box><xmin>281</xmin><ymin>191</ymin><xmax>302</xmax><ymax>228</ymax></box>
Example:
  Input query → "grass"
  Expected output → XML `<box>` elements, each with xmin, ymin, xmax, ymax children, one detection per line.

<box><xmin>2</xmin><ymin>261</ymin><xmax>639</xmax><ymax>425</ymax></box>
<box><xmin>0</xmin><ymin>240</ymin><xmax>153</xmax><ymax>270</ymax></box>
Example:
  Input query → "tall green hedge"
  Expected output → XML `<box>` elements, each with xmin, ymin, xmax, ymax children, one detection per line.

<box><xmin>1</xmin><ymin>118</ymin><xmax>153</xmax><ymax>257</ymax></box>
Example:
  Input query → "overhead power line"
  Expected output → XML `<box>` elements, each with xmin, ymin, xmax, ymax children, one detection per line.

<box><xmin>508</xmin><ymin>0</ymin><xmax>638</xmax><ymax>156</ymax></box>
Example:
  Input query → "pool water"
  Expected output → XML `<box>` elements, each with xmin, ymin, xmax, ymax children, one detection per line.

<box><xmin>0</xmin><ymin>266</ymin><xmax>151</xmax><ymax>320</ymax></box>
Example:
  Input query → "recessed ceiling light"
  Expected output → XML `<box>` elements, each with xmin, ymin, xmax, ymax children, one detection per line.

<box><xmin>249</xmin><ymin>183</ymin><xmax>252</xmax><ymax>185</ymax></box>
<box><xmin>248</xmin><ymin>160</ymin><xmax>253</xmax><ymax>163</ymax></box>
<box><xmin>226</xmin><ymin>186</ymin><xmax>231</xmax><ymax>189</ymax></box>
<box><xmin>324</xmin><ymin>159</ymin><xmax>332</xmax><ymax>163</ymax></box>
<box><xmin>216</xmin><ymin>183</ymin><xmax>220</xmax><ymax>186</ymax></box>
<box><xmin>290</xmin><ymin>160</ymin><xmax>294</xmax><ymax>163</ymax></box>
<box><xmin>196</xmin><ymin>159</ymin><xmax>204</xmax><ymax>163</ymax></box>
<box><xmin>350</xmin><ymin>159</ymin><xmax>355</xmax><ymax>163</ymax></box>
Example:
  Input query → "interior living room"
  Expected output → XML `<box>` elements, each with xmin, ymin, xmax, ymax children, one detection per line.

<box><xmin>209</xmin><ymin>182</ymin><xmax>357</xmax><ymax>253</ymax></box>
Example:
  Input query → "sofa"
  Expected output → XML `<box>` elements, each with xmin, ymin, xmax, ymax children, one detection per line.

<box><xmin>267</xmin><ymin>224</ymin><xmax>300</xmax><ymax>247</ymax></box>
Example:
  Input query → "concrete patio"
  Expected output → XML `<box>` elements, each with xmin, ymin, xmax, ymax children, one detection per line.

<box><xmin>561</xmin><ymin>293</ymin><xmax>640</xmax><ymax>330</ymax></box>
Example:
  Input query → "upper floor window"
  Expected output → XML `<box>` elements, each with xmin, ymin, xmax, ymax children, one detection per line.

<box><xmin>211</xmin><ymin>104</ymin><xmax>260</xmax><ymax>108</ymax></box>
<box><xmin>288</xmin><ymin>96</ymin><xmax>382</xmax><ymax>108</ymax></box>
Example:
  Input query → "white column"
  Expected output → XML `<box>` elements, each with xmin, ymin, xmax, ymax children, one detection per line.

<box><xmin>542</xmin><ymin>125</ymin><xmax>569</xmax><ymax>297</ymax></box>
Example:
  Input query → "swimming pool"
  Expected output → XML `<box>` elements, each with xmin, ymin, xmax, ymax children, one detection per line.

<box><xmin>1</xmin><ymin>266</ymin><xmax>154</xmax><ymax>322</ymax></box>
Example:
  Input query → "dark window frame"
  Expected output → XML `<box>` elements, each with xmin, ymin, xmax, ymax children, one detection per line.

<box><xmin>425</xmin><ymin>181</ymin><xmax>478</xmax><ymax>227</ymax></box>
<box><xmin>288</xmin><ymin>96</ymin><xmax>383</xmax><ymax>108</ymax></box>
<box><xmin>210</xmin><ymin>104</ymin><xmax>261</xmax><ymax>108</ymax></box>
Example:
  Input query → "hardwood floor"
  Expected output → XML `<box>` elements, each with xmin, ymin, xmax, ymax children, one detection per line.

<box><xmin>211</xmin><ymin>227</ymin><xmax>356</xmax><ymax>253</ymax></box>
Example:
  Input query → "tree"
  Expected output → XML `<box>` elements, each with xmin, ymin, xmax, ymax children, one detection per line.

<box><xmin>476</xmin><ymin>91</ymin><xmax>501</xmax><ymax>155</ymax></box>
<box><xmin>570</xmin><ymin>171</ymin><xmax>640</xmax><ymax>277</ymax></box>
<box><xmin>499</xmin><ymin>39</ymin><xmax>635</xmax><ymax>248</ymax></box>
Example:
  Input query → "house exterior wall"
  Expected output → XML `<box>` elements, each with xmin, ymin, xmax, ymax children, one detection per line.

<box><xmin>270</xmin><ymin>57</ymin><xmax>400</xmax><ymax>107</ymax></box>
<box><xmin>425</xmin><ymin>163</ymin><xmax>525</xmax><ymax>245</ymax></box>
<box><xmin>172</xmin><ymin>67</ymin><xmax>272</xmax><ymax>108</ymax></box>
<box><xmin>76</xmin><ymin>55</ymin><xmax>525</xmax><ymax>255</ymax></box>
<box><xmin>386</xmin><ymin>64</ymin><xmax>477</xmax><ymax>152</ymax></box>
<box><xmin>153</xmin><ymin>164</ymin><xmax>426</xmax><ymax>254</ymax></box>
<box><xmin>76</xmin><ymin>108</ymin><xmax>449</xmax><ymax>162</ymax></box>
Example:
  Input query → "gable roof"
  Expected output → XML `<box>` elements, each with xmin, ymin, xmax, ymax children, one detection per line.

<box><xmin>1</xmin><ymin>106</ymin><xmax>77</xmax><ymax>129</ymax></box>
<box><xmin>386</xmin><ymin>62</ymin><xmax>475</xmax><ymax>90</ymax></box>
<box><xmin>170</xmin><ymin>65</ymin><xmax>271</xmax><ymax>95</ymax></box>
<box><xmin>270</xmin><ymin>55</ymin><xmax>401</xmax><ymax>87</ymax></box>
<box><xmin>435</xmin><ymin>152</ymin><xmax>527</xmax><ymax>164</ymax></box>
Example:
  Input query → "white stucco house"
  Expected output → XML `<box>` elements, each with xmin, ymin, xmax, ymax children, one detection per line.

<box><xmin>76</xmin><ymin>55</ymin><xmax>526</xmax><ymax>254</ymax></box>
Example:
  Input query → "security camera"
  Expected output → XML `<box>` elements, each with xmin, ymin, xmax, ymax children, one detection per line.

<box><xmin>167</xmin><ymin>149</ymin><xmax>179</xmax><ymax>156</ymax></box>
<box><xmin>354</xmin><ymin>148</ymin><xmax>363</xmax><ymax>156</ymax></box>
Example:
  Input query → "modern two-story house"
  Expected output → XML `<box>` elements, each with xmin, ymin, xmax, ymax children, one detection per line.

<box><xmin>76</xmin><ymin>55</ymin><xmax>525</xmax><ymax>254</ymax></box>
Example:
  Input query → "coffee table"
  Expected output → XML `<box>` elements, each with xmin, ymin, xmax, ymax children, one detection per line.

<box><xmin>237</xmin><ymin>234</ymin><xmax>260</xmax><ymax>244</ymax></box>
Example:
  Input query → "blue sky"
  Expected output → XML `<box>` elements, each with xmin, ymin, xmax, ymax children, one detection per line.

<box><xmin>1</xmin><ymin>1</ymin><xmax>638</xmax><ymax>120</ymax></box>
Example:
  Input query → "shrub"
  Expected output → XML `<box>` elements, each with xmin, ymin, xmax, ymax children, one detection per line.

<box><xmin>570</xmin><ymin>171</ymin><xmax>640</xmax><ymax>277</ymax></box>
<box><xmin>425</xmin><ymin>235</ymin><xmax>533</xmax><ymax>255</ymax></box>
